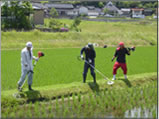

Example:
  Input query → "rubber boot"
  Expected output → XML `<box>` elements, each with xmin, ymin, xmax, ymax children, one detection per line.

<box><xmin>17</xmin><ymin>84</ymin><xmax>22</xmax><ymax>92</ymax></box>
<box><xmin>29</xmin><ymin>85</ymin><xmax>33</xmax><ymax>91</ymax></box>
<box><xmin>83</xmin><ymin>74</ymin><xmax>87</xmax><ymax>83</ymax></box>
<box><xmin>92</xmin><ymin>73</ymin><xmax>96</xmax><ymax>83</ymax></box>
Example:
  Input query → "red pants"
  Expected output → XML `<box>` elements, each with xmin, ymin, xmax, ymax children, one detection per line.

<box><xmin>113</xmin><ymin>62</ymin><xmax>127</xmax><ymax>75</ymax></box>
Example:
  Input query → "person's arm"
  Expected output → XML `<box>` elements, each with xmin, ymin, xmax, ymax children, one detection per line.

<box><xmin>80</xmin><ymin>47</ymin><xmax>85</xmax><ymax>59</ymax></box>
<box><xmin>33</xmin><ymin>56</ymin><xmax>39</xmax><ymax>61</ymax></box>
<box><xmin>21</xmin><ymin>51</ymin><xmax>28</xmax><ymax>67</ymax></box>
<box><xmin>126</xmin><ymin>48</ymin><xmax>131</xmax><ymax>55</ymax></box>
<box><xmin>32</xmin><ymin>51</ymin><xmax>39</xmax><ymax>61</ymax></box>
<box><xmin>94</xmin><ymin>50</ymin><xmax>96</xmax><ymax>59</ymax></box>
<box><xmin>112</xmin><ymin>50</ymin><xmax>117</xmax><ymax>61</ymax></box>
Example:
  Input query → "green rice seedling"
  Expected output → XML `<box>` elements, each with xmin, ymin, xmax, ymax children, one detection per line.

<box><xmin>2</xmin><ymin>107</ymin><xmax>10</xmax><ymax>118</ymax></box>
<box><xmin>48</xmin><ymin>102</ymin><xmax>53</xmax><ymax>113</ymax></box>
<box><xmin>96</xmin><ymin>94</ymin><xmax>101</xmax><ymax>105</ymax></box>
<box><xmin>61</xmin><ymin>95</ymin><xmax>65</xmax><ymax>111</ymax></box>
<box><xmin>67</xmin><ymin>95</ymin><xmax>71</xmax><ymax>107</ymax></box>
<box><xmin>55</xmin><ymin>97</ymin><xmax>60</xmax><ymax>116</ymax></box>
<box><xmin>41</xmin><ymin>103</ymin><xmax>48</xmax><ymax>118</ymax></box>
<box><xmin>152</xmin><ymin>109</ymin><xmax>156</xmax><ymax>119</ymax></box>
<box><xmin>77</xmin><ymin>93</ymin><xmax>81</xmax><ymax>102</ymax></box>
<box><xmin>9</xmin><ymin>112</ymin><xmax>16</xmax><ymax>118</ymax></box>
<box><xmin>62</xmin><ymin>95</ymin><xmax>65</xmax><ymax>103</ymax></box>
<box><xmin>79</xmin><ymin>95</ymin><xmax>84</xmax><ymax>107</ymax></box>
<box><xmin>18</xmin><ymin>109</ymin><xmax>24</xmax><ymax>118</ymax></box>
<box><xmin>63</xmin><ymin>107</ymin><xmax>69</xmax><ymax>118</ymax></box>
<box><xmin>11</xmin><ymin>105</ymin><xmax>17</xmax><ymax>115</ymax></box>
<box><xmin>72</xmin><ymin>93</ymin><xmax>76</xmax><ymax>105</ymax></box>
<box><xmin>89</xmin><ymin>94</ymin><xmax>96</xmax><ymax>110</ymax></box>
<box><xmin>84</xmin><ymin>96</ymin><xmax>90</xmax><ymax>111</ymax></box>
<box><xmin>34</xmin><ymin>101</ymin><xmax>41</xmax><ymax>117</ymax></box>
<box><xmin>27</xmin><ymin>103</ymin><xmax>33</xmax><ymax>118</ymax></box>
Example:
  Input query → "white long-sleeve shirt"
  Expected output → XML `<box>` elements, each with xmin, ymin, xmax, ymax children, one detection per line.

<box><xmin>21</xmin><ymin>47</ymin><xmax>37</xmax><ymax>71</ymax></box>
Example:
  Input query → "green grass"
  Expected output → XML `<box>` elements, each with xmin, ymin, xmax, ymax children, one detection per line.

<box><xmin>2</xmin><ymin>46</ymin><xmax>157</xmax><ymax>91</ymax></box>
<box><xmin>2</xmin><ymin>19</ymin><xmax>157</xmax><ymax>49</ymax></box>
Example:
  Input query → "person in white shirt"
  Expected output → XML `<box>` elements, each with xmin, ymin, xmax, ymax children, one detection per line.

<box><xmin>17</xmin><ymin>42</ymin><xmax>38</xmax><ymax>91</ymax></box>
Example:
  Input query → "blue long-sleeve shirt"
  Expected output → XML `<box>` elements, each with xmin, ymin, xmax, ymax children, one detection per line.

<box><xmin>80</xmin><ymin>47</ymin><xmax>96</xmax><ymax>61</ymax></box>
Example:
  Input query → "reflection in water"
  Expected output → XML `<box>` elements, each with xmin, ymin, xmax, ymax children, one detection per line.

<box><xmin>125</xmin><ymin>105</ymin><xmax>157</xmax><ymax>118</ymax></box>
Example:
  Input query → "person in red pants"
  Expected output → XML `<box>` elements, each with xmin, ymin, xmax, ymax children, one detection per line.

<box><xmin>111</xmin><ymin>42</ymin><xmax>130</xmax><ymax>80</ymax></box>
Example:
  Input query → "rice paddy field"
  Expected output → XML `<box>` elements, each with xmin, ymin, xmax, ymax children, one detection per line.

<box><xmin>2</xmin><ymin>81</ymin><xmax>157</xmax><ymax>118</ymax></box>
<box><xmin>1</xmin><ymin>46</ymin><xmax>157</xmax><ymax>90</ymax></box>
<box><xmin>1</xmin><ymin>19</ymin><xmax>157</xmax><ymax>118</ymax></box>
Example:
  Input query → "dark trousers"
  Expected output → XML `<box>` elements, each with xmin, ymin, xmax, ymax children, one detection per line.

<box><xmin>83</xmin><ymin>61</ymin><xmax>96</xmax><ymax>83</ymax></box>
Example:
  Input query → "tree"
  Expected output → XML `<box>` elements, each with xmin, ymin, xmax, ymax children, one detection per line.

<box><xmin>50</xmin><ymin>8</ymin><xmax>58</xmax><ymax>18</ymax></box>
<box><xmin>98</xmin><ymin>2</ymin><xmax>104</xmax><ymax>8</ymax></box>
<box><xmin>71</xmin><ymin>17</ymin><xmax>81</xmax><ymax>32</ymax></box>
<box><xmin>103</xmin><ymin>8</ymin><xmax>109</xmax><ymax>15</ymax></box>
<box><xmin>2</xmin><ymin>1</ymin><xmax>33</xmax><ymax>30</ymax></box>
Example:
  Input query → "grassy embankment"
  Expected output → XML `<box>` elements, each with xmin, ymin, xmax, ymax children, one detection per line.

<box><xmin>2</xmin><ymin>19</ymin><xmax>157</xmax><ymax>49</ymax></box>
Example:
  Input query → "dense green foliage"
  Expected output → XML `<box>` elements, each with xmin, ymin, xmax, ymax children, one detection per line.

<box><xmin>48</xmin><ymin>19</ymin><xmax>63</xmax><ymax>31</ymax></box>
<box><xmin>50</xmin><ymin>8</ymin><xmax>59</xmax><ymax>18</ymax></box>
<box><xmin>2</xmin><ymin>1</ymin><xmax>33</xmax><ymax>30</ymax></box>
<box><xmin>71</xmin><ymin>17</ymin><xmax>82</xmax><ymax>32</ymax></box>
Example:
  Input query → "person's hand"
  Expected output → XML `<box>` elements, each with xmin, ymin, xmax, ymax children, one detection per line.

<box><xmin>35</xmin><ymin>57</ymin><xmax>39</xmax><ymax>62</ymax></box>
<box><xmin>128</xmin><ymin>47</ymin><xmax>131</xmax><ymax>51</ymax></box>
<box><xmin>88</xmin><ymin>59</ymin><xmax>92</xmax><ymax>63</ymax></box>
<box><xmin>81</xmin><ymin>55</ymin><xmax>84</xmax><ymax>60</ymax></box>
<box><xmin>111</xmin><ymin>58</ymin><xmax>114</xmax><ymax>62</ymax></box>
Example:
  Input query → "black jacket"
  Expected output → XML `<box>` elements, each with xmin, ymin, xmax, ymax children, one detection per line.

<box><xmin>80</xmin><ymin>47</ymin><xmax>96</xmax><ymax>61</ymax></box>
<box><xmin>114</xmin><ymin>47</ymin><xmax>130</xmax><ymax>63</ymax></box>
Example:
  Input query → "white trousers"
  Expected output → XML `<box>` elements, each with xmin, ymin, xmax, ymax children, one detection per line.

<box><xmin>18</xmin><ymin>69</ymin><xmax>33</xmax><ymax>87</ymax></box>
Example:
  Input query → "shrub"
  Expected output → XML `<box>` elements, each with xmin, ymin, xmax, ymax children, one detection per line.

<box><xmin>49</xmin><ymin>19</ymin><xmax>63</xmax><ymax>31</ymax></box>
<box><xmin>71</xmin><ymin>17</ymin><xmax>82</xmax><ymax>32</ymax></box>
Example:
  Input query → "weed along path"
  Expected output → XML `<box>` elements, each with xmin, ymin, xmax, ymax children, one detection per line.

<box><xmin>1</xmin><ymin>72</ymin><xmax>157</xmax><ymax>118</ymax></box>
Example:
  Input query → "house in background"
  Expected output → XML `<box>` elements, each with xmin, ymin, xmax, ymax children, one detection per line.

<box><xmin>44</xmin><ymin>3</ymin><xmax>74</xmax><ymax>17</ymax></box>
<box><xmin>66</xmin><ymin>8</ymin><xmax>79</xmax><ymax>17</ymax></box>
<box><xmin>131</xmin><ymin>8</ymin><xmax>145</xmax><ymax>18</ymax></box>
<box><xmin>144</xmin><ymin>9</ymin><xmax>153</xmax><ymax>16</ymax></box>
<box><xmin>32</xmin><ymin>3</ymin><xmax>46</xmax><ymax>25</ymax></box>
<box><xmin>78</xmin><ymin>6</ymin><xmax>88</xmax><ymax>16</ymax></box>
<box><xmin>120</xmin><ymin>8</ymin><xmax>131</xmax><ymax>17</ymax></box>
<box><xmin>32</xmin><ymin>6</ymin><xmax>44</xmax><ymax>25</ymax></box>
<box><xmin>87</xmin><ymin>6</ymin><xmax>101</xmax><ymax>18</ymax></box>
<box><xmin>103</xmin><ymin>1</ymin><xmax>121</xmax><ymax>16</ymax></box>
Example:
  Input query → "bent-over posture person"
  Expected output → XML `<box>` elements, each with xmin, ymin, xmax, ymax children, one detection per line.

<box><xmin>80</xmin><ymin>43</ymin><xmax>96</xmax><ymax>83</ymax></box>
<box><xmin>17</xmin><ymin>42</ymin><xmax>39</xmax><ymax>91</ymax></box>
<box><xmin>112</xmin><ymin>42</ymin><xmax>130</xmax><ymax>80</ymax></box>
